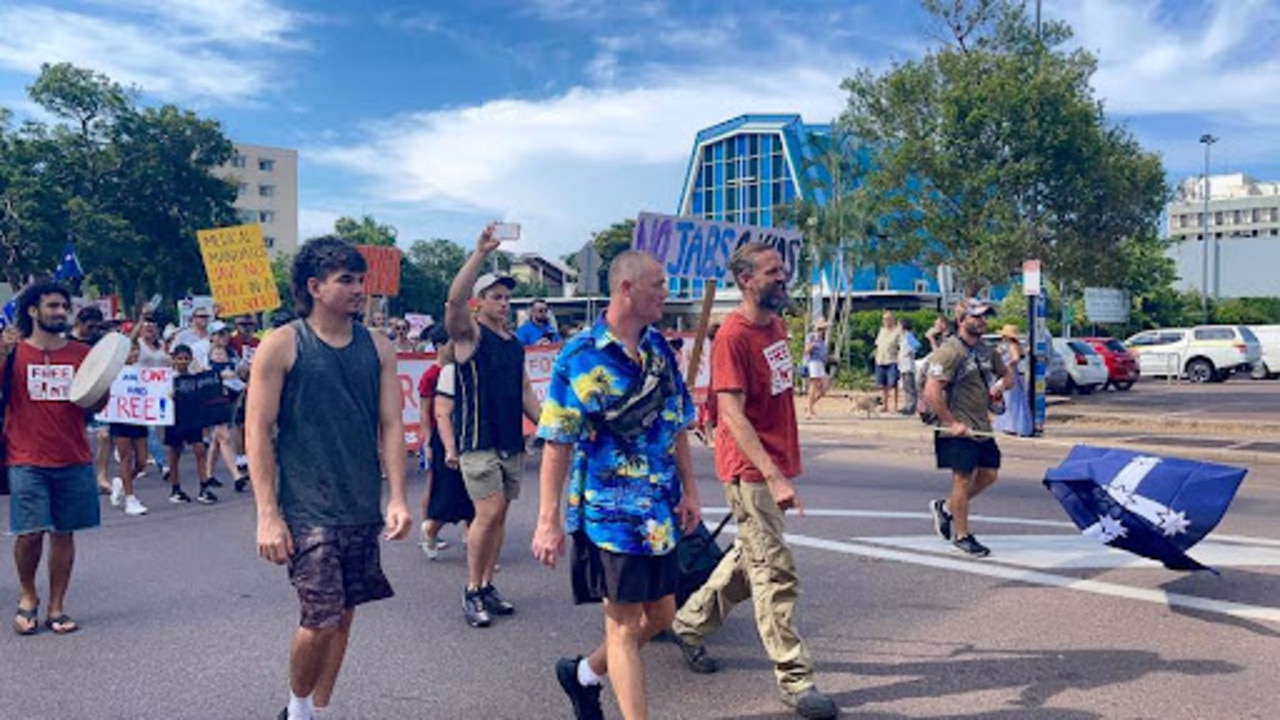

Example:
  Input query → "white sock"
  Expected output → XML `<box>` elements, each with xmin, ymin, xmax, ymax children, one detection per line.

<box><xmin>577</xmin><ymin>657</ymin><xmax>604</xmax><ymax>686</ymax></box>
<box><xmin>287</xmin><ymin>692</ymin><xmax>313</xmax><ymax>720</ymax></box>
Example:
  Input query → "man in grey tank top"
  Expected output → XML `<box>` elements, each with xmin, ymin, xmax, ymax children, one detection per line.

<box><xmin>246</xmin><ymin>236</ymin><xmax>413</xmax><ymax>720</ymax></box>
<box><xmin>446</xmin><ymin>225</ymin><xmax>543</xmax><ymax>628</ymax></box>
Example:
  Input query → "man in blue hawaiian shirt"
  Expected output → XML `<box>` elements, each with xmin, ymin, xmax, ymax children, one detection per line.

<box><xmin>533</xmin><ymin>250</ymin><xmax>702</xmax><ymax>720</ymax></box>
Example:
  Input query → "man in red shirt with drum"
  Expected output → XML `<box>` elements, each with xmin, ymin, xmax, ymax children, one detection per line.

<box><xmin>668</xmin><ymin>242</ymin><xmax>838</xmax><ymax>719</ymax></box>
<box><xmin>2</xmin><ymin>282</ymin><xmax>106</xmax><ymax>636</ymax></box>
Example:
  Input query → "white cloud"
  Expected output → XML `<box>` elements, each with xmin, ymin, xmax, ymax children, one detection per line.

<box><xmin>308</xmin><ymin>60</ymin><xmax>855</xmax><ymax>256</ymax></box>
<box><xmin>298</xmin><ymin>208</ymin><xmax>343</xmax><ymax>242</ymax></box>
<box><xmin>0</xmin><ymin>1</ymin><xmax>304</xmax><ymax>106</ymax></box>
<box><xmin>1056</xmin><ymin>0</ymin><xmax>1280</xmax><ymax>122</ymax></box>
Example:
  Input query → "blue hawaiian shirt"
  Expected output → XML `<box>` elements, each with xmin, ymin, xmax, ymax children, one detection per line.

<box><xmin>536</xmin><ymin>320</ymin><xmax>695</xmax><ymax>556</ymax></box>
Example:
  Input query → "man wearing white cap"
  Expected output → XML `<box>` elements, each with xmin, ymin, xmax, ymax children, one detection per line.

<box><xmin>445</xmin><ymin>225</ymin><xmax>542</xmax><ymax>628</ymax></box>
<box><xmin>924</xmin><ymin>298</ymin><xmax>1015</xmax><ymax>557</ymax></box>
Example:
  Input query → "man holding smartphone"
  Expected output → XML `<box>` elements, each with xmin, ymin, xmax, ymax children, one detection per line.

<box><xmin>445</xmin><ymin>224</ymin><xmax>542</xmax><ymax>628</ymax></box>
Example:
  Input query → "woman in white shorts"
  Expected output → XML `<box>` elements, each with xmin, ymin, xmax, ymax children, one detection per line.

<box><xmin>805</xmin><ymin>318</ymin><xmax>831</xmax><ymax>419</ymax></box>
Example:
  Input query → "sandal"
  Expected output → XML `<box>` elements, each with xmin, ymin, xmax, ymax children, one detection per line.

<box><xmin>13</xmin><ymin>606</ymin><xmax>39</xmax><ymax>636</ymax></box>
<box><xmin>44</xmin><ymin>614</ymin><xmax>79</xmax><ymax>635</ymax></box>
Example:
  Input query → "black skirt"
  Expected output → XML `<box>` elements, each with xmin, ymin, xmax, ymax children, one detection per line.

<box><xmin>571</xmin><ymin>530</ymin><xmax>680</xmax><ymax>605</ymax></box>
<box><xmin>426</xmin><ymin>431</ymin><xmax>475</xmax><ymax>525</ymax></box>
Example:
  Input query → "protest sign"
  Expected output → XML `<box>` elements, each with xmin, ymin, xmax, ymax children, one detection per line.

<box><xmin>196</xmin><ymin>224</ymin><xmax>280</xmax><ymax>316</ymax></box>
<box><xmin>356</xmin><ymin>245</ymin><xmax>402</xmax><ymax>296</ymax></box>
<box><xmin>171</xmin><ymin>370</ymin><xmax>227</xmax><ymax>431</ymax></box>
<box><xmin>95</xmin><ymin>366</ymin><xmax>175</xmax><ymax>426</ymax></box>
<box><xmin>632</xmin><ymin>212</ymin><xmax>804</xmax><ymax>283</ymax></box>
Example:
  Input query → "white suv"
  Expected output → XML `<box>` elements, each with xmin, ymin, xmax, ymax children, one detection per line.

<box><xmin>1124</xmin><ymin>325</ymin><xmax>1263</xmax><ymax>383</ymax></box>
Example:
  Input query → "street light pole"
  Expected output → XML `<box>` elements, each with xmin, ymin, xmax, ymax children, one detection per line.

<box><xmin>1199</xmin><ymin>133</ymin><xmax>1217</xmax><ymax>322</ymax></box>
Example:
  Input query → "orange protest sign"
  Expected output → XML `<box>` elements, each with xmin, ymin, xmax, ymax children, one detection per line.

<box><xmin>356</xmin><ymin>245</ymin><xmax>402</xmax><ymax>296</ymax></box>
<box><xmin>196</xmin><ymin>224</ymin><xmax>280</xmax><ymax>317</ymax></box>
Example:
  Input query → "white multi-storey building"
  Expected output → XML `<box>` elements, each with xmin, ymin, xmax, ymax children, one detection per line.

<box><xmin>1166</xmin><ymin>173</ymin><xmax>1280</xmax><ymax>299</ymax></box>
<box><xmin>215</xmin><ymin>143</ymin><xmax>299</xmax><ymax>258</ymax></box>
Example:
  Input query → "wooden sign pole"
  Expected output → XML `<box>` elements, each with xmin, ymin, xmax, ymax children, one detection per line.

<box><xmin>685</xmin><ymin>279</ymin><xmax>717</xmax><ymax>388</ymax></box>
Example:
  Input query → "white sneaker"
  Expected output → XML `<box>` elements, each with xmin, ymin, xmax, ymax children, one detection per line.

<box><xmin>124</xmin><ymin>495</ymin><xmax>148</xmax><ymax>516</ymax></box>
<box><xmin>110</xmin><ymin>477</ymin><xmax>124</xmax><ymax>507</ymax></box>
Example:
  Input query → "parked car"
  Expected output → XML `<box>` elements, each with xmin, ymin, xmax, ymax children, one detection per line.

<box><xmin>1248</xmin><ymin>325</ymin><xmax>1280</xmax><ymax>379</ymax></box>
<box><xmin>1081</xmin><ymin>336</ymin><xmax>1141</xmax><ymax>391</ymax></box>
<box><xmin>1051</xmin><ymin>338</ymin><xmax>1108</xmax><ymax>394</ymax></box>
<box><xmin>1125</xmin><ymin>325</ymin><xmax>1262</xmax><ymax>383</ymax></box>
<box><xmin>982</xmin><ymin>333</ymin><xmax>1070</xmax><ymax>394</ymax></box>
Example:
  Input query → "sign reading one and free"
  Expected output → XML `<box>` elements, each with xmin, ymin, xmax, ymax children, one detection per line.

<box><xmin>95</xmin><ymin>366</ymin><xmax>175</xmax><ymax>427</ymax></box>
<box><xmin>632</xmin><ymin>213</ymin><xmax>804</xmax><ymax>283</ymax></box>
<box><xmin>1084</xmin><ymin>287</ymin><xmax>1129</xmax><ymax>324</ymax></box>
<box><xmin>196</xmin><ymin>224</ymin><xmax>280</xmax><ymax>316</ymax></box>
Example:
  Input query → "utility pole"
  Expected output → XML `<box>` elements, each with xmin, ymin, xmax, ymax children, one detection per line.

<box><xmin>1199</xmin><ymin>133</ymin><xmax>1217</xmax><ymax>321</ymax></box>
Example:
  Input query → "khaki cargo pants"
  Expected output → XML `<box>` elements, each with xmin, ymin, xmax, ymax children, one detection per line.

<box><xmin>671</xmin><ymin>479</ymin><xmax>815</xmax><ymax>693</ymax></box>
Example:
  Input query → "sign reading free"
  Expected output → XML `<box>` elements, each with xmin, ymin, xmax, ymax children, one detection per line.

<box><xmin>95</xmin><ymin>366</ymin><xmax>175</xmax><ymax>427</ymax></box>
<box><xmin>632</xmin><ymin>213</ymin><xmax>805</xmax><ymax>283</ymax></box>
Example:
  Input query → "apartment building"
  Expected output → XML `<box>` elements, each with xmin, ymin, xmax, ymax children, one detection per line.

<box><xmin>215</xmin><ymin>143</ymin><xmax>299</xmax><ymax>258</ymax></box>
<box><xmin>1166</xmin><ymin>173</ymin><xmax>1280</xmax><ymax>299</ymax></box>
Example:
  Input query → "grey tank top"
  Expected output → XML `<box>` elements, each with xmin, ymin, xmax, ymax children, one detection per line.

<box><xmin>276</xmin><ymin>319</ymin><xmax>383</xmax><ymax>526</ymax></box>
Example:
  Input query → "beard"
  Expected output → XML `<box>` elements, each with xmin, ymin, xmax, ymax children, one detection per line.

<box><xmin>38</xmin><ymin>317</ymin><xmax>70</xmax><ymax>335</ymax></box>
<box><xmin>759</xmin><ymin>282</ymin><xmax>789</xmax><ymax>312</ymax></box>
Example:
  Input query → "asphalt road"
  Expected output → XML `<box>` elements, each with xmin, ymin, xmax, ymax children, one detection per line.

<box><xmin>2</xmin><ymin>434</ymin><xmax>1278</xmax><ymax>720</ymax></box>
<box><xmin>1053</xmin><ymin>374</ymin><xmax>1280</xmax><ymax>424</ymax></box>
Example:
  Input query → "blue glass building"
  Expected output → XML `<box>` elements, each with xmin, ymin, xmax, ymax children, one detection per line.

<box><xmin>674</xmin><ymin>114</ymin><xmax>947</xmax><ymax>304</ymax></box>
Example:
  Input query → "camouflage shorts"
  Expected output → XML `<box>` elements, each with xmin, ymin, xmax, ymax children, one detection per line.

<box><xmin>287</xmin><ymin>523</ymin><xmax>394</xmax><ymax>628</ymax></box>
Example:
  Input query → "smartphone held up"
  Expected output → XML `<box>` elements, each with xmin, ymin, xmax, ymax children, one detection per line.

<box><xmin>492</xmin><ymin>222</ymin><xmax>521</xmax><ymax>242</ymax></box>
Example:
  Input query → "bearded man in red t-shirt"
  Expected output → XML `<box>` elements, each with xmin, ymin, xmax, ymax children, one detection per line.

<box><xmin>2</xmin><ymin>282</ymin><xmax>109</xmax><ymax>635</ymax></box>
<box><xmin>669</xmin><ymin>242</ymin><xmax>838</xmax><ymax>720</ymax></box>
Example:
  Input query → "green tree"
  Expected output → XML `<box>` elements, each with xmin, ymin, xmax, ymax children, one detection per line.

<box><xmin>840</xmin><ymin>0</ymin><xmax>1168</xmax><ymax>299</ymax></box>
<box><xmin>587</xmin><ymin>219</ymin><xmax>635</xmax><ymax>294</ymax></box>
<box><xmin>403</xmin><ymin>238</ymin><xmax>467</xmax><ymax>316</ymax></box>
<box><xmin>0</xmin><ymin>62</ymin><xmax>238</xmax><ymax>307</ymax></box>
<box><xmin>333</xmin><ymin>214</ymin><xmax>397</xmax><ymax>247</ymax></box>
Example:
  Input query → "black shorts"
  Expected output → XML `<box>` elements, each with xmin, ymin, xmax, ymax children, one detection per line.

<box><xmin>935</xmin><ymin>435</ymin><xmax>1001</xmax><ymax>473</ymax></box>
<box><xmin>571</xmin><ymin>530</ymin><xmax>679</xmax><ymax>606</ymax></box>
<box><xmin>164</xmin><ymin>426</ymin><xmax>205</xmax><ymax>449</ymax></box>
<box><xmin>287</xmin><ymin>524</ymin><xmax>394</xmax><ymax>628</ymax></box>
<box><xmin>109</xmin><ymin>423</ymin><xmax>149</xmax><ymax>440</ymax></box>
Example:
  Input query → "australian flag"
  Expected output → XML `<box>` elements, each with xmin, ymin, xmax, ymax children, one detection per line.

<box><xmin>1044</xmin><ymin>445</ymin><xmax>1247</xmax><ymax>573</ymax></box>
<box><xmin>0</xmin><ymin>297</ymin><xmax>14</xmax><ymax>330</ymax></box>
<box><xmin>53</xmin><ymin>242</ymin><xmax>85</xmax><ymax>283</ymax></box>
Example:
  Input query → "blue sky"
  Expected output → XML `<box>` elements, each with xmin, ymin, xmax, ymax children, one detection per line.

<box><xmin>2</xmin><ymin>0</ymin><xmax>1279</xmax><ymax>260</ymax></box>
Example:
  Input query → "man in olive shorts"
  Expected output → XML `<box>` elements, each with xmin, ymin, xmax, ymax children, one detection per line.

<box><xmin>248</xmin><ymin>237</ymin><xmax>412</xmax><ymax>720</ymax></box>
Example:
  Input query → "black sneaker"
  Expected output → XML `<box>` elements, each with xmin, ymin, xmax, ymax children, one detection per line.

<box><xmin>197</xmin><ymin>484</ymin><xmax>219</xmax><ymax>505</ymax></box>
<box><xmin>169</xmin><ymin>487</ymin><xmax>192</xmax><ymax>504</ymax></box>
<box><xmin>234</xmin><ymin>476</ymin><xmax>250</xmax><ymax>493</ymax></box>
<box><xmin>204</xmin><ymin>476</ymin><xmax>224</xmax><ymax>489</ymax></box>
<box><xmin>480</xmin><ymin>584</ymin><xmax>515</xmax><ymax>616</ymax></box>
<box><xmin>672</xmin><ymin>632</ymin><xmax>719</xmax><ymax>674</ymax></box>
<box><xmin>276</xmin><ymin>709</ymin><xmax>287</xmax><ymax>720</ymax></box>
<box><xmin>780</xmin><ymin>686</ymin><xmax>839</xmax><ymax>719</ymax></box>
<box><xmin>463</xmin><ymin>588</ymin><xmax>491</xmax><ymax>628</ymax></box>
<box><xmin>953</xmin><ymin>534</ymin><xmax>990</xmax><ymax>557</ymax></box>
<box><xmin>555</xmin><ymin>656</ymin><xmax>604</xmax><ymax>720</ymax></box>
<box><xmin>929</xmin><ymin>499</ymin><xmax>953</xmax><ymax>541</ymax></box>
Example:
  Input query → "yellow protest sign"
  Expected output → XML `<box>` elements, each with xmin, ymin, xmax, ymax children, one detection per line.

<box><xmin>196</xmin><ymin>224</ymin><xmax>280</xmax><ymax>317</ymax></box>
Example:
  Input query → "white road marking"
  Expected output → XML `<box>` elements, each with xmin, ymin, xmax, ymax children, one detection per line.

<box><xmin>703</xmin><ymin>506</ymin><xmax>1075</xmax><ymax>528</ymax></box>
<box><xmin>702</xmin><ymin>507</ymin><xmax>1280</xmax><ymax>624</ymax></box>
<box><xmin>848</xmin><ymin>534</ymin><xmax>1280</xmax><ymax>569</ymax></box>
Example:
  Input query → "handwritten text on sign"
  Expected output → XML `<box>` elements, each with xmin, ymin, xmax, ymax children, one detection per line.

<box><xmin>632</xmin><ymin>212</ymin><xmax>804</xmax><ymax>283</ymax></box>
<box><xmin>95</xmin><ymin>366</ymin><xmax>175</xmax><ymax>427</ymax></box>
<box><xmin>356</xmin><ymin>245</ymin><xmax>403</xmax><ymax>297</ymax></box>
<box><xmin>197</xmin><ymin>224</ymin><xmax>281</xmax><ymax>316</ymax></box>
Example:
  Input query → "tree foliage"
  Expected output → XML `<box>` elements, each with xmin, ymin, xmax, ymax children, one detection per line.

<box><xmin>333</xmin><ymin>214</ymin><xmax>397</xmax><ymax>247</ymax></box>
<box><xmin>839</xmin><ymin>0</ymin><xmax>1168</xmax><ymax>296</ymax></box>
<box><xmin>0</xmin><ymin>62</ymin><xmax>238</xmax><ymax>308</ymax></box>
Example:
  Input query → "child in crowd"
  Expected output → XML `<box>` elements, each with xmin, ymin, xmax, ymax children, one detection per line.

<box><xmin>165</xmin><ymin>345</ymin><xmax>216</xmax><ymax>504</ymax></box>
<box><xmin>108</xmin><ymin>340</ymin><xmax>150</xmax><ymax>516</ymax></box>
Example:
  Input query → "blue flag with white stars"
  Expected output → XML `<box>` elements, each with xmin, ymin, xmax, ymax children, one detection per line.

<box><xmin>1044</xmin><ymin>445</ymin><xmax>1247</xmax><ymax>573</ymax></box>
<box><xmin>53</xmin><ymin>242</ymin><xmax>84</xmax><ymax>283</ymax></box>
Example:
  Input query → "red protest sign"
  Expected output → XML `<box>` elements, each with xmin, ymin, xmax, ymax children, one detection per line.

<box><xmin>356</xmin><ymin>245</ymin><xmax>402</xmax><ymax>296</ymax></box>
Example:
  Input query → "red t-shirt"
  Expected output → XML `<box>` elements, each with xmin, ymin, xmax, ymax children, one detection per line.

<box><xmin>711</xmin><ymin>311</ymin><xmax>801</xmax><ymax>482</ymax></box>
<box><xmin>3</xmin><ymin>341</ymin><xmax>92</xmax><ymax>468</ymax></box>
<box><xmin>229</xmin><ymin>333</ymin><xmax>260</xmax><ymax>358</ymax></box>
<box><xmin>417</xmin><ymin>363</ymin><xmax>442</xmax><ymax>398</ymax></box>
